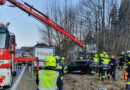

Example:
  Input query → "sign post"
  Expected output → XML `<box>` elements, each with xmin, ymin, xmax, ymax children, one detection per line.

<box><xmin>33</xmin><ymin>47</ymin><xmax>55</xmax><ymax>67</ymax></box>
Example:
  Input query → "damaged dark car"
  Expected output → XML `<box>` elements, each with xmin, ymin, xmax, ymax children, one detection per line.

<box><xmin>67</xmin><ymin>59</ymin><xmax>91</xmax><ymax>74</ymax></box>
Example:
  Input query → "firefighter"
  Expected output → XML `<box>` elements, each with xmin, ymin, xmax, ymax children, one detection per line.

<box><xmin>110</xmin><ymin>55</ymin><xmax>118</xmax><ymax>81</ymax></box>
<box><xmin>98</xmin><ymin>54</ymin><xmax>104</xmax><ymax>80</ymax></box>
<box><xmin>126</xmin><ymin>53</ymin><xmax>130</xmax><ymax>89</ymax></box>
<box><xmin>36</xmin><ymin>56</ymin><xmax>61</xmax><ymax>90</ymax></box>
<box><xmin>101</xmin><ymin>54</ymin><xmax>110</xmax><ymax>81</ymax></box>
<box><xmin>119</xmin><ymin>51</ymin><xmax>125</xmax><ymax>69</ymax></box>
<box><xmin>61</xmin><ymin>56</ymin><xmax>68</xmax><ymax>73</ymax></box>
<box><xmin>61</xmin><ymin>57</ymin><xmax>65</xmax><ymax>64</ymax></box>
<box><xmin>91</xmin><ymin>54</ymin><xmax>99</xmax><ymax>75</ymax></box>
<box><xmin>55</xmin><ymin>56</ymin><xmax>67</xmax><ymax>90</ymax></box>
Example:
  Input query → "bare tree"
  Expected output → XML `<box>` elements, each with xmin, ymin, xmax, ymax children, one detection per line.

<box><xmin>39</xmin><ymin>0</ymin><xmax>129</xmax><ymax>57</ymax></box>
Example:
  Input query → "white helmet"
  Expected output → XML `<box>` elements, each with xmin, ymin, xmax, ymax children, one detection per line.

<box><xmin>55</xmin><ymin>56</ymin><xmax>61</xmax><ymax>60</ymax></box>
<box><xmin>80</xmin><ymin>57</ymin><xmax>83</xmax><ymax>60</ymax></box>
<box><xmin>121</xmin><ymin>51</ymin><xmax>125</xmax><ymax>55</ymax></box>
<box><xmin>126</xmin><ymin>51</ymin><xmax>130</xmax><ymax>54</ymax></box>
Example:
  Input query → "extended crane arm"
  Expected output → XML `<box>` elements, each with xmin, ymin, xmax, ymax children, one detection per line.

<box><xmin>0</xmin><ymin>0</ymin><xmax>84</xmax><ymax>47</ymax></box>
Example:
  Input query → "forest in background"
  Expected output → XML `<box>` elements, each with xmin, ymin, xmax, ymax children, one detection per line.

<box><xmin>39</xmin><ymin>0</ymin><xmax>130</xmax><ymax>56</ymax></box>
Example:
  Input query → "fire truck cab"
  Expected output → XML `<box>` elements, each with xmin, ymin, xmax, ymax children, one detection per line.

<box><xmin>0</xmin><ymin>23</ymin><xmax>16</xmax><ymax>87</ymax></box>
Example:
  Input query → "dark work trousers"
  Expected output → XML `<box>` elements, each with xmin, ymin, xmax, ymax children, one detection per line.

<box><xmin>110</xmin><ymin>68</ymin><xmax>117</xmax><ymax>81</ymax></box>
<box><xmin>101</xmin><ymin>69</ymin><xmax>109</xmax><ymax>81</ymax></box>
<box><xmin>59</xmin><ymin>79</ymin><xmax>63</xmax><ymax>90</ymax></box>
<box><xmin>126</xmin><ymin>65</ymin><xmax>130</xmax><ymax>90</ymax></box>
<box><xmin>91</xmin><ymin>66</ymin><xmax>96</xmax><ymax>75</ymax></box>
<box><xmin>119</xmin><ymin>60</ymin><xmax>124</xmax><ymax>69</ymax></box>
<box><xmin>107</xmin><ymin>69</ymin><xmax>111</xmax><ymax>79</ymax></box>
<box><xmin>98</xmin><ymin>67</ymin><xmax>102</xmax><ymax>80</ymax></box>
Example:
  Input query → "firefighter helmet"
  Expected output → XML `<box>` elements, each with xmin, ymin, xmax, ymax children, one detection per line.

<box><xmin>103</xmin><ymin>51</ymin><xmax>107</xmax><ymax>55</ymax></box>
<box><xmin>99</xmin><ymin>54</ymin><xmax>104</xmax><ymax>58</ymax></box>
<box><xmin>120</xmin><ymin>51</ymin><xmax>125</xmax><ymax>55</ymax></box>
<box><xmin>44</xmin><ymin>56</ymin><xmax>56</xmax><ymax>67</ymax></box>
<box><xmin>55</xmin><ymin>56</ymin><xmax>61</xmax><ymax>60</ymax></box>
<box><xmin>94</xmin><ymin>54</ymin><xmax>98</xmax><ymax>58</ymax></box>
<box><xmin>61</xmin><ymin>57</ymin><xmax>65</xmax><ymax>61</ymax></box>
<box><xmin>105</xmin><ymin>54</ymin><xmax>109</xmax><ymax>58</ymax></box>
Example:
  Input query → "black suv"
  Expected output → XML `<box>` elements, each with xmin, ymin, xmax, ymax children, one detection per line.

<box><xmin>67</xmin><ymin>59</ymin><xmax>91</xmax><ymax>74</ymax></box>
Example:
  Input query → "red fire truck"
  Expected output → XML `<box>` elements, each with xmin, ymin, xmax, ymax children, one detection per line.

<box><xmin>0</xmin><ymin>23</ymin><xmax>38</xmax><ymax>87</ymax></box>
<box><xmin>0</xmin><ymin>0</ymin><xmax>84</xmax><ymax>87</ymax></box>
<box><xmin>0</xmin><ymin>23</ymin><xmax>16</xmax><ymax>87</ymax></box>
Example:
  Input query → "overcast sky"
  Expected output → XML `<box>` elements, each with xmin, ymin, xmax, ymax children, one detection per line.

<box><xmin>0</xmin><ymin>0</ymin><xmax>121</xmax><ymax>49</ymax></box>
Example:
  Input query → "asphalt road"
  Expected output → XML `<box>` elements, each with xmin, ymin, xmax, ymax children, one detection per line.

<box><xmin>3</xmin><ymin>65</ymin><xmax>26</xmax><ymax>90</ymax></box>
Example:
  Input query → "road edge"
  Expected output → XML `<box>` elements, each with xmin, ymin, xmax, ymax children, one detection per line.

<box><xmin>10</xmin><ymin>65</ymin><xmax>26</xmax><ymax>90</ymax></box>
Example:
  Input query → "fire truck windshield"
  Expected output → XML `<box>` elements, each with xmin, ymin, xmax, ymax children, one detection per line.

<box><xmin>0</xmin><ymin>26</ymin><xmax>9</xmax><ymax>49</ymax></box>
<box><xmin>0</xmin><ymin>33</ymin><xmax>6</xmax><ymax>48</ymax></box>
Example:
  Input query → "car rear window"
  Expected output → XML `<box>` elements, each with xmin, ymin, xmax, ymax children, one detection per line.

<box><xmin>77</xmin><ymin>61</ymin><xmax>86</xmax><ymax>66</ymax></box>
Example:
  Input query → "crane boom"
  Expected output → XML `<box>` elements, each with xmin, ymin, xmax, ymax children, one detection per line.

<box><xmin>0</xmin><ymin>0</ymin><xmax>84</xmax><ymax>47</ymax></box>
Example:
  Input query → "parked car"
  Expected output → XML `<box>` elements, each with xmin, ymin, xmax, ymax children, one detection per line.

<box><xmin>67</xmin><ymin>59</ymin><xmax>91</xmax><ymax>74</ymax></box>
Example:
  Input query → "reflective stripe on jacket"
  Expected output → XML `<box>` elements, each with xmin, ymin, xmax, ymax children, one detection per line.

<box><xmin>102</xmin><ymin>58</ymin><xmax>110</xmax><ymax>69</ymax></box>
<box><xmin>63</xmin><ymin>66</ymin><xmax>68</xmax><ymax>74</ymax></box>
<box><xmin>56</xmin><ymin>62</ymin><xmax>66</xmax><ymax>76</ymax></box>
<box><xmin>38</xmin><ymin>69</ymin><xmax>59</xmax><ymax>90</ymax></box>
<box><xmin>92</xmin><ymin>58</ymin><xmax>99</xmax><ymax>67</ymax></box>
<box><xmin>93</xmin><ymin>58</ymin><xmax>99</xmax><ymax>63</ymax></box>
